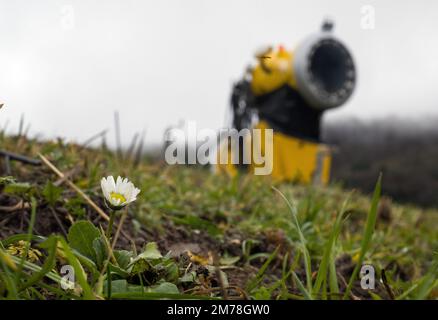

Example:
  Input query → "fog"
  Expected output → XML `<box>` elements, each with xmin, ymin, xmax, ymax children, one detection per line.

<box><xmin>1</xmin><ymin>0</ymin><xmax>438</xmax><ymax>147</ymax></box>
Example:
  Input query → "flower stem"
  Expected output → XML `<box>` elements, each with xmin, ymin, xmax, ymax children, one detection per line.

<box><xmin>106</xmin><ymin>210</ymin><xmax>116</xmax><ymax>239</ymax></box>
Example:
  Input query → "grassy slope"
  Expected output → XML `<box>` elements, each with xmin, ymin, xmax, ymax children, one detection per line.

<box><xmin>0</xmin><ymin>134</ymin><xmax>437</xmax><ymax>300</ymax></box>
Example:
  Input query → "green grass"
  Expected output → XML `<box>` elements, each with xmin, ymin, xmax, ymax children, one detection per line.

<box><xmin>0</xmin><ymin>132</ymin><xmax>437</xmax><ymax>300</ymax></box>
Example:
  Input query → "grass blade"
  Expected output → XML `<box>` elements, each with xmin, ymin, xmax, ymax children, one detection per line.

<box><xmin>413</xmin><ymin>257</ymin><xmax>438</xmax><ymax>299</ymax></box>
<box><xmin>0</xmin><ymin>249</ymin><xmax>18</xmax><ymax>299</ymax></box>
<box><xmin>110</xmin><ymin>292</ymin><xmax>219</xmax><ymax>300</ymax></box>
<box><xmin>9</xmin><ymin>255</ymin><xmax>63</xmax><ymax>284</ymax></box>
<box><xmin>272</xmin><ymin>186</ymin><xmax>313</xmax><ymax>294</ymax></box>
<box><xmin>328</xmin><ymin>251</ymin><xmax>340</xmax><ymax>298</ymax></box>
<box><xmin>18</xmin><ymin>236</ymin><xmax>58</xmax><ymax>291</ymax></box>
<box><xmin>246</xmin><ymin>245</ymin><xmax>280</xmax><ymax>293</ymax></box>
<box><xmin>313</xmin><ymin>194</ymin><xmax>351</xmax><ymax>294</ymax></box>
<box><xmin>15</xmin><ymin>196</ymin><xmax>38</xmax><ymax>287</ymax></box>
<box><xmin>291</xmin><ymin>271</ymin><xmax>313</xmax><ymax>300</ymax></box>
<box><xmin>58</xmin><ymin>237</ymin><xmax>95</xmax><ymax>299</ymax></box>
<box><xmin>343</xmin><ymin>174</ymin><xmax>382</xmax><ymax>299</ymax></box>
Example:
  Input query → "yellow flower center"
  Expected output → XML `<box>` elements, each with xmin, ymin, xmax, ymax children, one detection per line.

<box><xmin>110</xmin><ymin>192</ymin><xmax>126</xmax><ymax>204</ymax></box>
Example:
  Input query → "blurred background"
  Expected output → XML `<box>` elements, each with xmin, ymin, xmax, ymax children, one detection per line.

<box><xmin>1</xmin><ymin>0</ymin><xmax>438</xmax><ymax>207</ymax></box>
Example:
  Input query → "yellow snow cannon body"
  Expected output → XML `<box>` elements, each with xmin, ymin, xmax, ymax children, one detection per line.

<box><xmin>216</xmin><ymin>21</ymin><xmax>356</xmax><ymax>185</ymax></box>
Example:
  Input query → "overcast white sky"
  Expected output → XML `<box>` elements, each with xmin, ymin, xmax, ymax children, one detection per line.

<box><xmin>1</xmin><ymin>0</ymin><xmax>438</xmax><ymax>146</ymax></box>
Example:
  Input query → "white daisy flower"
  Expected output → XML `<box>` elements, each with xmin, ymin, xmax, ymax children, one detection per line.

<box><xmin>100</xmin><ymin>176</ymin><xmax>140</xmax><ymax>210</ymax></box>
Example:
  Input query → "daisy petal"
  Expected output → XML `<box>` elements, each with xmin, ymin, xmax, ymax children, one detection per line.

<box><xmin>107</xmin><ymin>176</ymin><xmax>116</xmax><ymax>192</ymax></box>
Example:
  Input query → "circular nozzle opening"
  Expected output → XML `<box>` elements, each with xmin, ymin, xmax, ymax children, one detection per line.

<box><xmin>294</xmin><ymin>34</ymin><xmax>356</xmax><ymax>110</ymax></box>
<box><xmin>309</xmin><ymin>39</ymin><xmax>354</xmax><ymax>95</ymax></box>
